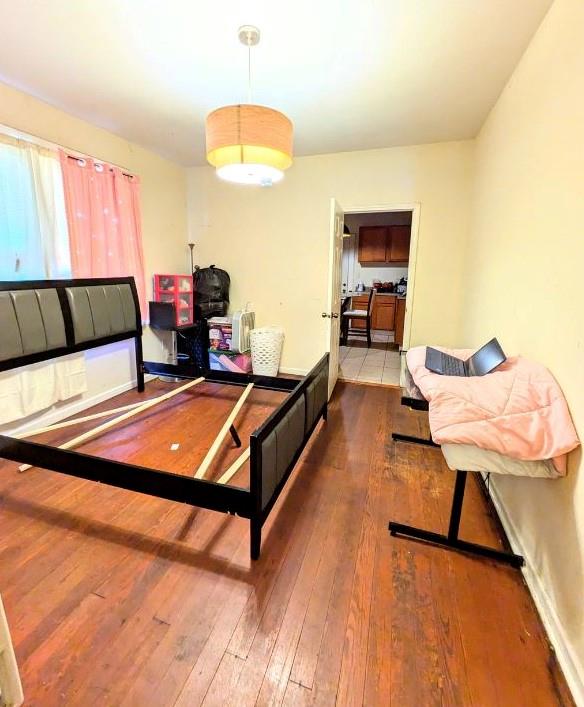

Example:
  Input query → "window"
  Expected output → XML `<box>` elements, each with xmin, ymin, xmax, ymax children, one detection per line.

<box><xmin>0</xmin><ymin>132</ymin><xmax>146</xmax><ymax>318</ymax></box>
<box><xmin>0</xmin><ymin>136</ymin><xmax>71</xmax><ymax>279</ymax></box>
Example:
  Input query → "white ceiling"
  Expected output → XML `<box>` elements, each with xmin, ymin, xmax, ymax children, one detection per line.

<box><xmin>0</xmin><ymin>0</ymin><xmax>552</xmax><ymax>166</ymax></box>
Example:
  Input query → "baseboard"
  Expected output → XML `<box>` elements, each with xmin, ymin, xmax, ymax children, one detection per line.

<box><xmin>488</xmin><ymin>481</ymin><xmax>584</xmax><ymax>706</ymax></box>
<box><xmin>5</xmin><ymin>374</ymin><xmax>156</xmax><ymax>438</ymax></box>
<box><xmin>279</xmin><ymin>366</ymin><xmax>309</xmax><ymax>376</ymax></box>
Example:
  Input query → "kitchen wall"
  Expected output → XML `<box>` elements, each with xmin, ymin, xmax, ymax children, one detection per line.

<box><xmin>188</xmin><ymin>140</ymin><xmax>474</xmax><ymax>372</ymax></box>
<box><xmin>342</xmin><ymin>212</ymin><xmax>411</xmax><ymax>291</ymax></box>
<box><xmin>341</xmin><ymin>232</ymin><xmax>407</xmax><ymax>292</ymax></box>
<box><xmin>0</xmin><ymin>80</ymin><xmax>188</xmax><ymax>431</ymax></box>
<box><xmin>462</xmin><ymin>0</ymin><xmax>584</xmax><ymax>700</ymax></box>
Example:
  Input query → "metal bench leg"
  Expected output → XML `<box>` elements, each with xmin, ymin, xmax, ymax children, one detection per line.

<box><xmin>392</xmin><ymin>432</ymin><xmax>439</xmax><ymax>447</ymax></box>
<box><xmin>389</xmin><ymin>470</ymin><xmax>524</xmax><ymax>568</ymax></box>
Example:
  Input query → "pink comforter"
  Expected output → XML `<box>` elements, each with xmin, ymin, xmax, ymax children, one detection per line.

<box><xmin>406</xmin><ymin>347</ymin><xmax>579</xmax><ymax>474</ymax></box>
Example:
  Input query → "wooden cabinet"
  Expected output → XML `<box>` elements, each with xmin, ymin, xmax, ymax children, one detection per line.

<box><xmin>389</xmin><ymin>226</ymin><xmax>411</xmax><ymax>262</ymax></box>
<box><xmin>358</xmin><ymin>227</ymin><xmax>387</xmax><ymax>263</ymax></box>
<box><xmin>348</xmin><ymin>294</ymin><xmax>398</xmax><ymax>332</ymax></box>
<box><xmin>358</xmin><ymin>225</ymin><xmax>411</xmax><ymax>264</ymax></box>
<box><xmin>395</xmin><ymin>297</ymin><xmax>406</xmax><ymax>347</ymax></box>
<box><xmin>372</xmin><ymin>297</ymin><xmax>395</xmax><ymax>331</ymax></box>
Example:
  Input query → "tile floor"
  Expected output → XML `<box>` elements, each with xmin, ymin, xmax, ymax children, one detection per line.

<box><xmin>338</xmin><ymin>331</ymin><xmax>402</xmax><ymax>386</ymax></box>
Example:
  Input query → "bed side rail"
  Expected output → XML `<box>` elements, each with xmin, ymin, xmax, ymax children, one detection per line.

<box><xmin>0</xmin><ymin>435</ymin><xmax>251</xmax><ymax>518</ymax></box>
<box><xmin>143</xmin><ymin>360</ymin><xmax>298</xmax><ymax>393</ymax></box>
<box><xmin>248</xmin><ymin>353</ymin><xmax>329</xmax><ymax>557</ymax></box>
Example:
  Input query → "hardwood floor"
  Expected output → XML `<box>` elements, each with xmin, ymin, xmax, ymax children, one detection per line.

<box><xmin>0</xmin><ymin>379</ymin><xmax>574</xmax><ymax>706</ymax></box>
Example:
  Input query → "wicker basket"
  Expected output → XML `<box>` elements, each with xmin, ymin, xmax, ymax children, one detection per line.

<box><xmin>250</xmin><ymin>327</ymin><xmax>284</xmax><ymax>376</ymax></box>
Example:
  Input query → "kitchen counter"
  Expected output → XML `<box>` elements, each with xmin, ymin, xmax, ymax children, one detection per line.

<box><xmin>341</xmin><ymin>291</ymin><xmax>406</xmax><ymax>299</ymax></box>
<box><xmin>341</xmin><ymin>290</ymin><xmax>406</xmax><ymax>346</ymax></box>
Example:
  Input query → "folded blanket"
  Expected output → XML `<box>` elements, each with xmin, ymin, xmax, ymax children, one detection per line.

<box><xmin>406</xmin><ymin>347</ymin><xmax>579</xmax><ymax>475</ymax></box>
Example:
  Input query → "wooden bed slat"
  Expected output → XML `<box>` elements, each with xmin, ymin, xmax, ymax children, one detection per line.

<box><xmin>18</xmin><ymin>377</ymin><xmax>204</xmax><ymax>472</ymax></box>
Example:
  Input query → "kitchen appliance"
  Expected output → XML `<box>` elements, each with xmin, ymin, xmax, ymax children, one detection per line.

<box><xmin>355</xmin><ymin>280</ymin><xmax>365</xmax><ymax>293</ymax></box>
<box><xmin>397</xmin><ymin>277</ymin><xmax>407</xmax><ymax>296</ymax></box>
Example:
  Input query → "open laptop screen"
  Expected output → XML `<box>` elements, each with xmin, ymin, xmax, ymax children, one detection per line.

<box><xmin>466</xmin><ymin>338</ymin><xmax>506</xmax><ymax>377</ymax></box>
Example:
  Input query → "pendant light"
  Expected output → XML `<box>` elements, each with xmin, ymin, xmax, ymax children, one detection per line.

<box><xmin>205</xmin><ymin>26</ymin><xmax>293</xmax><ymax>186</ymax></box>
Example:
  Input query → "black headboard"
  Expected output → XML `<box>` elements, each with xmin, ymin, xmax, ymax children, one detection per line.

<box><xmin>0</xmin><ymin>277</ymin><xmax>144</xmax><ymax>390</ymax></box>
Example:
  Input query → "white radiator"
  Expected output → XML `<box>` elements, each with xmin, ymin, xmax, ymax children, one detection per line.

<box><xmin>0</xmin><ymin>596</ymin><xmax>23</xmax><ymax>707</ymax></box>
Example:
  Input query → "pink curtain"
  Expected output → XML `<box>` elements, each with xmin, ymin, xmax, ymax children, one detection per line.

<box><xmin>59</xmin><ymin>149</ymin><xmax>147</xmax><ymax>318</ymax></box>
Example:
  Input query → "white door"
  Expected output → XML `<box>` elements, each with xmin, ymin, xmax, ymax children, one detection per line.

<box><xmin>324</xmin><ymin>198</ymin><xmax>344</xmax><ymax>398</ymax></box>
<box><xmin>0</xmin><ymin>595</ymin><xmax>24</xmax><ymax>707</ymax></box>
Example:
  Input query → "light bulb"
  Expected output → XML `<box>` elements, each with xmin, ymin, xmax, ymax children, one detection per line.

<box><xmin>216</xmin><ymin>163</ymin><xmax>284</xmax><ymax>186</ymax></box>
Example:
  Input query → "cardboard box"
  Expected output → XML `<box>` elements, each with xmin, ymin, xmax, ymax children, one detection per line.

<box><xmin>208</xmin><ymin>317</ymin><xmax>233</xmax><ymax>351</ymax></box>
<box><xmin>208</xmin><ymin>350</ymin><xmax>252</xmax><ymax>374</ymax></box>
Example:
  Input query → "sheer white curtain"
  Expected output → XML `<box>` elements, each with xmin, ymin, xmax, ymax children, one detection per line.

<box><xmin>0</xmin><ymin>136</ymin><xmax>86</xmax><ymax>426</ymax></box>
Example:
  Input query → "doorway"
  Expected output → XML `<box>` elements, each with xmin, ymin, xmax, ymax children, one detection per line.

<box><xmin>326</xmin><ymin>201</ymin><xmax>420</xmax><ymax>389</ymax></box>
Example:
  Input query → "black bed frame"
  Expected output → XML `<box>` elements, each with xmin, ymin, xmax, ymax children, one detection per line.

<box><xmin>0</xmin><ymin>277</ymin><xmax>329</xmax><ymax>560</ymax></box>
<box><xmin>0</xmin><ymin>277</ymin><xmax>146</xmax><ymax>388</ymax></box>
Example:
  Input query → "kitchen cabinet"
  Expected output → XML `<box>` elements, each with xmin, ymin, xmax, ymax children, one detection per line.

<box><xmin>372</xmin><ymin>296</ymin><xmax>395</xmax><ymax>331</ymax></box>
<box><xmin>389</xmin><ymin>226</ymin><xmax>411</xmax><ymax>262</ymax></box>
<box><xmin>395</xmin><ymin>297</ymin><xmax>406</xmax><ymax>347</ymax></box>
<box><xmin>348</xmin><ymin>294</ymin><xmax>396</xmax><ymax>332</ymax></box>
<box><xmin>358</xmin><ymin>227</ymin><xmax>387</xmax><ymax>263</ymax></box>
<box><xmin>358</xmin><ymin>225</ymin><xmax>411</xmax><ymax>264</ymax></box>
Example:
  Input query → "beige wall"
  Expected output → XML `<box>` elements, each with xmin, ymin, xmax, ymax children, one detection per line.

<box><xmin>188</xmin><ymin>140</ymin><xmax>474</xmax><ymax>372</ymax></box>
<box><xmin>462</xmin><ymin>0</ymin><xmax>584</xmax><ymax>698</ymax></box>
<box><xmin>0</xmin><ymin>81</ymin><xmax>188</xmax><ymax>430</ymax></box>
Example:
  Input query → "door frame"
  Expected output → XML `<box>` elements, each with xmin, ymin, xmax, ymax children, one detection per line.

<box><xmin>325</xmin><ymin>198</ymin><xmax>344</xmax><ymax>398</ymax></box>
<box><xmin>341</xmin><ymin>202</ymin><xmax>421</xmax><ymax>350</ymax></box>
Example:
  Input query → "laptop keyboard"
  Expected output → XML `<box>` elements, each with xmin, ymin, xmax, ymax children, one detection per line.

<box><xmin>443</xmin><ymin>357</ymin><xmax>465</xmax><ymax>376</ymax></box>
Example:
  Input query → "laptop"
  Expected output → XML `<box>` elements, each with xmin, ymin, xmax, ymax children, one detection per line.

<box><xmin>425</xmin><ymin>338</ymin><xmax>506</xmax><ymax>377</ymax></box>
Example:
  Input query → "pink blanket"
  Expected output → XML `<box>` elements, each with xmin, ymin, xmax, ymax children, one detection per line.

<box><xmin>406</xmin><ymin>347</ymin><xmax>579</xmax><ymax>474</ymax></box>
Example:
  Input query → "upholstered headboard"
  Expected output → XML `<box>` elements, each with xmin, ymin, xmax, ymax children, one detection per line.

<box><xmin>0</xmin><ymin>278</ymin><xmax>143</xmax><ymax>388</ymax></box>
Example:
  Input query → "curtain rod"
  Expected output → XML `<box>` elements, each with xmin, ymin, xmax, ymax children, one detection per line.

<box><xmin>65</xmin><ymin>154</ymin><xmax>135</xmax><ymax>180</ymax></box>
<box><xmin>0</xmin><ymin>120</ymin><xmax>136</xmax><ymax>177</ymax></box>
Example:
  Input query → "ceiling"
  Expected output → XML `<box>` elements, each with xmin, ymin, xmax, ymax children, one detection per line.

<box><xmin>0</xmin><ymin>0</ymin><xmax>552</xmax><ymax>166</ymax></box>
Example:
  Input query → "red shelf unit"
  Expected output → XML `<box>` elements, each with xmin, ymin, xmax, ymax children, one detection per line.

<box><xmin>153</xmin><ymin>274</ymin><xmax>194</xmax><ymax>326</ymax></box>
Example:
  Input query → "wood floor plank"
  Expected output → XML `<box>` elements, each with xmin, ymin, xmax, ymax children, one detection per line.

<box><xmin>253</xmin><ymin>474</ymin><xmax>344</xmax><ymax>705</ymax></box>
<box><xmin>174</xmin><ymin>461</ymin><xmax>339</xmax><ymax>706</ymax></box>
<box><xmin>288</xmin><ymin>463</ymin><xmax>367</xmax><ymax>689</ymax></box>
<box><xmin>201</xmin><ymin>651</ymin><xmax>246</xmax><ymax>707</ymax></box>
<box><xmin>126</xmin><ymin>519</ymin><xmax>248</xmax><ymax>707</ymax></box>
<box><xmin>335</xmin><ymin>461</ymin><xmax>381</xmax><ymax>706</ymax></box>
<box><xmin>282</xmin><ymin>679</ymin><xmax>313</xmax><ymax>707</ymax></box>
<box><xmin>226</xmin><ymin>462</ymin><xmax>329</xmax><ymax>661</ymax></box>
<box><xmin>363</xmin><ymin>437</ymin><xmax>396</xmax><ymax>705</ymax></box>
<box><xmin>226</xmin><ymin>465</ymin><xmax>337</xmax><ymax>705</ymax></box>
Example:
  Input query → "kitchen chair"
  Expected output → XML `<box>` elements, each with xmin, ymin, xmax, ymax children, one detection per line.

<box><xmin>339</xmin><ymin>296</ymin><xmax>351</xmax><ymax>344</ymax></box>
<box><xmin>341</xmin><ymin>288</ymin><xmax>376</xmax><ymax>347</ymax></box>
